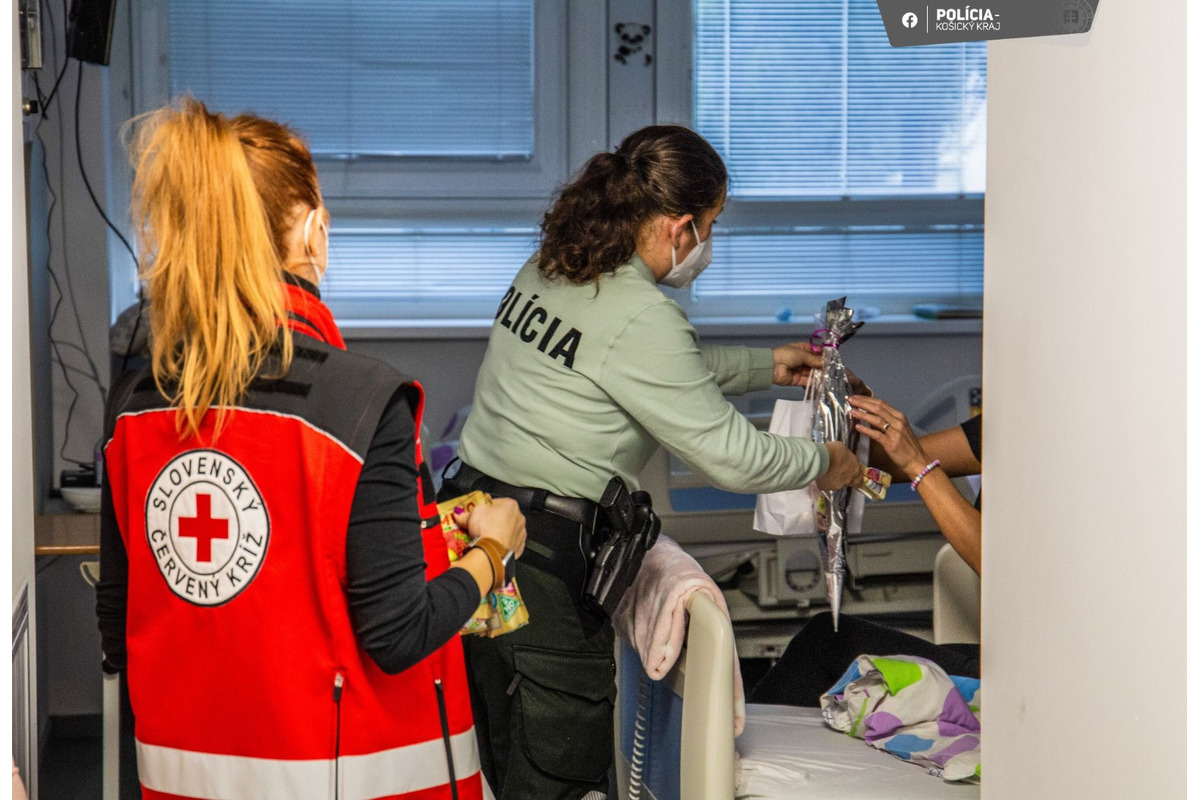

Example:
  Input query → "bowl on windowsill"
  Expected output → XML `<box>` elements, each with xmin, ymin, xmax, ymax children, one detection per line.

<box><xmin>61</xmin><ymin>487</ymin><xmax>102</xmax><ymax>514</ymax></box>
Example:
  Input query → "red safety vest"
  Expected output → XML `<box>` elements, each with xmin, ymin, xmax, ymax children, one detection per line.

<box><xmin>104</xmin><ymin>282</ymin><xmax>482</xmax><ymax>800</ymax></box>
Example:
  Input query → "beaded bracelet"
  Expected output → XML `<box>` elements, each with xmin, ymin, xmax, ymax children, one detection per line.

<box><xmin>910</xmin><ymin>459</ymin><xmax>942</xmax><ymax>491</ymax></box>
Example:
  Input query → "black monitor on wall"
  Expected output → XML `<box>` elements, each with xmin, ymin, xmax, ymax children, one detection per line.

<box><xmin>67</xmin><ymin>0</ymin><xmax>116</xmax><ymax>66</ymax></box>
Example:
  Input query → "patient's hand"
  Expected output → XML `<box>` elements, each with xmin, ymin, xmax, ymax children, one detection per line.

<box><xmin>848</xmin><ymin>395</ymin><xmax>927</xmax><ymax>479</ymax></box>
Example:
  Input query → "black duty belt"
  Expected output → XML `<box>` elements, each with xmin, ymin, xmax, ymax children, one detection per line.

<box><xmin>448</xmin><ymin>462</ymin><xmax>599</xmax><ymax>529</ymax></box>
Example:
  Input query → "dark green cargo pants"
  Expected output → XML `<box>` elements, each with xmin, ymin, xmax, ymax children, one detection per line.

<box><xmin>464</xmin><ymin>560</ymin><xmax>615</xmax><ymax>799</ymax></box>
<box><xmin>441</xmin><ymin>476</ymin><xmax>616</xmax><ymax>800</ymax></box>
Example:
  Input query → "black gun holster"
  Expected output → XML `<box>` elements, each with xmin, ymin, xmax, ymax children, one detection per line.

<box><xmin>583</xmin><ymin>476</ymin><xmax>662</xmax><ymax>617</ymax></box>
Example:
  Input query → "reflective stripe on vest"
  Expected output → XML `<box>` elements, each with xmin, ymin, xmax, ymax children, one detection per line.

<box><xmin>137</xmin><ymin>729</ymin><xmax>481</xmax><ymax>800</ymax></box>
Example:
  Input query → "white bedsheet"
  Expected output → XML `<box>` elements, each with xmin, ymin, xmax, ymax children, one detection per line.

<box><xmin>736</xmin><ymin>704</ymin><xmax>981</xmax><ymax>800</ymax></box>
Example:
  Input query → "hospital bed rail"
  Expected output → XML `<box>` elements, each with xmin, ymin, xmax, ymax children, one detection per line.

<box><xmin>615</xmin><ymin>591</ymin><xmax>734</xmax><ymax>800</ymax></box>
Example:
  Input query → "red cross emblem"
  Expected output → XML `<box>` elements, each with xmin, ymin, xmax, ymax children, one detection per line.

<box><xmin>178</xmin><ymin>494</ymin><xmax>229</xmax><ymax>563</ymax></box>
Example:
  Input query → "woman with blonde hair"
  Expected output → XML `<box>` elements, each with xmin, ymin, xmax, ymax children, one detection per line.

<box><xmin>95</xmin><ymin>98</ymin><xmax>524</xmax><ymax>800</ymax></box>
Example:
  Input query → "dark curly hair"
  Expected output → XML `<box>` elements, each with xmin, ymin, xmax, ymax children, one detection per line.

<box><xmin>538</xmin><ymin>125</ymin><xmax>727</xmax><ymax>284</ymax></box>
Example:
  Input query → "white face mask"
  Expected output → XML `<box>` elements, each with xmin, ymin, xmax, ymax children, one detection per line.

<box><xmin>660</xmin><ymin>220</ymin><xmax>712</xmax><ymax>289</ymax></box>
<box><xmin>303</xmin><ymin>207</ymin><xmax>329</xmax><ymax>282</ymax></box>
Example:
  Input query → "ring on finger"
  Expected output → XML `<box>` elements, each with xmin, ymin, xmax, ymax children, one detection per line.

<box><xmin>881</xmin><ymin>422</ymin><xmax>891</xmax><ymax>433</ymax></box>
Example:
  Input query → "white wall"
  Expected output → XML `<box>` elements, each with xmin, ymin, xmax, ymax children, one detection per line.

<box><xmin>981</xmin><ymin>1</ymin><xmax>1185</xmax><ymax>797</ymax></box>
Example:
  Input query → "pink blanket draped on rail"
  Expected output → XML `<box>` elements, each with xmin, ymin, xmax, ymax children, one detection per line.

<box><xmin>612</xmin><ymin>534</ymin><xmax>746</xmax><ymax>735</ymax></box>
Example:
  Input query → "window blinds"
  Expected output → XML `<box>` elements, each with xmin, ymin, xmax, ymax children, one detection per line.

<box><xmin>691</xmin><ymin>0</ymin><xmax>986</xmax><ymax>308</ymax></box>
<box><xmin>322</xmin><ymin>229</ymin><xmax>537</xmax><ymax>302</ymax></box>
<box><xmin>168</xmin><ymin>0</ymin><xmax>535</xmax><ymax>158</ymax></box>
<box><xmin>700</xmin><ymin>226</ymin><xmax>983</xmax><ymax>299</ymax></box>
<box><xmin>694</xmin><ymin>0</ymin><xmax>987</xmax><ymax>197</ymax></box>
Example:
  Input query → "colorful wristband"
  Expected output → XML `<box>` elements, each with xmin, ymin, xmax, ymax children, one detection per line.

<box><xmin>910</xmin><ymin>459</ymin><xmax>942</xmax><ymax>491</ymax></box>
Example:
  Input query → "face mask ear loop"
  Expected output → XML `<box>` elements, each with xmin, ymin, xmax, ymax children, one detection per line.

<box><xmin>318</xmin><ymin>219</ymin><xmax>329</xmax><ymax>277</ymax></box>
<box><xmin>303</xmin><ymin>208</ymin><xmax>325</xmax><ymax>280</ymax></box>
<box><xmin>303</xmin><ymin>208</ymin><xmax>317</xmax><ymax>257</ymax></box>
<box><xmin>671</xmin><ymin>217</ymin><xmax>699</xmax><ymax>269</ymax></box>
<box><xmin>670</xmin><ymin>221</ymin><xmax>680</xmax><ymax>270</ymax></box>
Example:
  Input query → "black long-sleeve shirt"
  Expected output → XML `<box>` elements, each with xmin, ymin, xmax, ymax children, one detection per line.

<box><xmin>95</xmin><ymin>388</ymin><xmax>480</xmax><ymax>676</ymax></box>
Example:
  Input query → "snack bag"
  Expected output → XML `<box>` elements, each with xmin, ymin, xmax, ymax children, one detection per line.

<box><xmin>485</xmin><ymin>579</ymin><xmax>530</xmax><ymax>638</ymax></box>
<box><xmin>858</xmin><ymin>466</ymin><xmax>892</xmax><ymax>501</ymax></box>
<box><xmin>438</xmin><ymin>490</ymin><xmax>491</xmax><ymax>563</ymax></box>
<box><xmin>436</xmin><ymin>491</ymin><xmax>530</xmax><ymax>637</ymax></box>
<box><xmin>460</xmin><ymin>606</ymin><xmax>496</xmax><ymax>636</ymax></box>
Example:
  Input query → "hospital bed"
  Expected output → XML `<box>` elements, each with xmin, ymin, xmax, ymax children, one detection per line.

<box><xmin>615</xmin><ymin>593</ymin><xmax>980</xmax><ymax>800</ymax></box>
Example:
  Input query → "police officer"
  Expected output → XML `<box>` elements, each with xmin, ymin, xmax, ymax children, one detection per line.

<box><xmin>441</xmin><ymin>125</ymin><xmax>863</xmax><ymax>799</ymax></box>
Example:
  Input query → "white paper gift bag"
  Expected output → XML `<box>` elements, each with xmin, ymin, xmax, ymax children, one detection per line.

<box><xmin>752</xmin><ymin>399</ymin><xmax>870</xmax><ymax>537</ymax></box>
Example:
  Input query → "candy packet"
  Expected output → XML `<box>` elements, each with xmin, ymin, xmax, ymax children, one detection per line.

<box><xmin>857</xmin><ymin>466</ymin><xmax>892</xmax><ymax>501</ymax></box>
<box><xmin>484</xmin><ymin>579</ymin><xmax>530</xmax><ymax>638</ymax></box>
<box><xmin>436</xmin><ymin>491</ymin><xmax>530</xmax><ymax>637</ymax></box>
<box><xmin>439</xmin><ymin>490</ymin><xmax>490</xmax><ymax>564</ymax></box>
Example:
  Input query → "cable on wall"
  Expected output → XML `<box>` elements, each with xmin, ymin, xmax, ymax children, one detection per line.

<box><xmin>75</xmin><ymin>60</ymin><xmax>138</xmax><ymax>266</ymax></box>
<box><xmin>74</xmin><ymin>58</ymin><xmax>147</xmax><ymax>439</ymax></box>
<box><xmin>34</xmin><ymin>1</ymin><xmax>70</xmax><ymax>113</ymax></box>
<box><xmin>30</xmin><ymin>0</ymin><xmax>131</xmax><ymax>470</ymax></box>
<box><xmin>33</xmin><ymin>71</ymin><xmax>96</xmax><ymax>468</ymax></box>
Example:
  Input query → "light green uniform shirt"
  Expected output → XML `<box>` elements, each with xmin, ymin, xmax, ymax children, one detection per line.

<box><xmin>458</xmin><ymin>255</ymin><xmax>830</xmax><ymax>503</ymax></box>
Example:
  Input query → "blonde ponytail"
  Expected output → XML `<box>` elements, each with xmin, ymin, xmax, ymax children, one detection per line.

<box><xmin>129</xmin><ymin>98</ymin><xmax>316</xmax><ymax>438</ymax></box>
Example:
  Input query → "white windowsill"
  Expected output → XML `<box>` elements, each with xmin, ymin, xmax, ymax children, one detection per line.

<box><xmin>337</xmin><ymin>314</ymin><xmax>982</xmax><ymax>341</ymax></box>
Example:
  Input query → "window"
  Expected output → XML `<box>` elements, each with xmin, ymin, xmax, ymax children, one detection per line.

<box><xmin>677</xmin><ymin>0</ymin><xmax>986</xmax><ymax>318</ymax></box>
<box><xmin>134</xmin><ymin>0</ymin><xmax>984</xmax><ymax>326</ymax></box>
<box><xmin>137</xmin><ymin>0</ymin><xmax>572</xmax><ymax>321</ymax></box>
<box><xmin>168</xmin><ymin>2</ymin><xmax>536</xmax><ymax>160</ymax></box>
